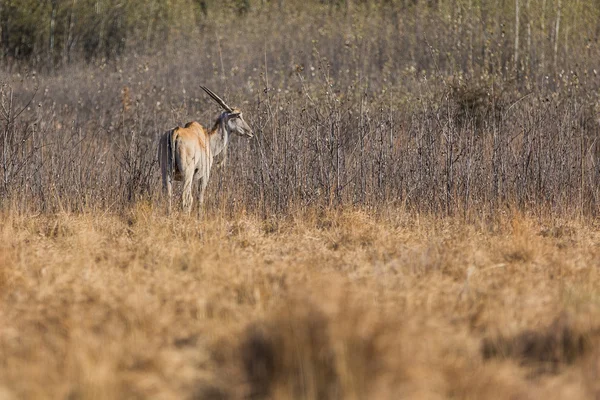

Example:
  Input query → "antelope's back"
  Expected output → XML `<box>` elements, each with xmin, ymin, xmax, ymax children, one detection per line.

<box><xmin>175</xmin><ymin>122</ymin><xmax>210</xmax><ymax>154</ymax></box>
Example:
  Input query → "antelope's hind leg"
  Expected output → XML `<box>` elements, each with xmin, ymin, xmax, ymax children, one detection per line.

<box><xmin>182</xmin><ymin>169</ymin><xmax>195</xmax><ymax>215</ymax></box>
<box><xmin>163</xmin><ymin>175</ymin><xmax>173</xmax><ymax>215</ymax></box>
<box><xmin>195</xmin><ymin>175</ymin><xmax>209</xmax><ymax>218</ymax></box>
<box><xmin>161</xmin><ymin>166</ymin><xmax>173</xmax><ymax>216</ymax></box>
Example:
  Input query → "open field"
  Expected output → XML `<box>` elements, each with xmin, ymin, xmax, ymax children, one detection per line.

<box><xmin>3</xmin><ymin>1</ymin><xmax>600</xmax><ymax>398</ymax></box>
<box><xmin>1</xmin><ymin>207</ymin><xmax>600</xmax><ymax>399</ymax></box>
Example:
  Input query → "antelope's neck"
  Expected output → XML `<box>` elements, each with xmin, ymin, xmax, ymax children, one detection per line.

<box><xmin>209</xmin><ymin>114</ymin><xmax>229</xmax><ymax>157</ymax></box>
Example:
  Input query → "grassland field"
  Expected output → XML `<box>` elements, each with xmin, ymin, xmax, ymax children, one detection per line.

<box><xmin>1</xmin><ymin>206</ymin><xmax>600</xmax><ymax>399</ymax></box>
<box><xmin>3</xmin><ymin>0</ymin><xmax>600</xmax><ymax>398</ymax></box>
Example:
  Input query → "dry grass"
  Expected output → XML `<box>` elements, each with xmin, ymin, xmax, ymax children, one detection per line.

<box><xmin>1</xmin><ymin>206</ymin><xmax>600</xmax><ymax>399</ymax></box>
<box><xmin>3</xmin><ymin>2</ymin><xmax>600</xmax><ymax>398</ymax></box>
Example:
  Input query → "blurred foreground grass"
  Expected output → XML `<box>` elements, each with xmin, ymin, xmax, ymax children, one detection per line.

<box><xmin>1</xmin><ymin>206</ymin><xmax>600</xmax><ymax>399</ymax></box>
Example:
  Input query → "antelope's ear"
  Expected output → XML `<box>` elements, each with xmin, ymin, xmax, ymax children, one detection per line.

<box><xmin>229</xmin><ymin>112</ymin><xmax>241</xmax><ymax>118</ymax></box>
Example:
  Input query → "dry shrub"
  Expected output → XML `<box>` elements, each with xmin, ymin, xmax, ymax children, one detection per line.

<box><xmin>499</xmin><ymin>214</ymin><xmax>538</xmax><ymax>264</ymax></box>
<box><xmin>241</xmin><ymin>303</ymin><xmax>336</xmax><ymax>399</ymax></box>
<box><xmin>539</xmin><ymin>224</ymin><xmax>576</xmax><ymax>240</ymax></box>
<box><xmin>448</xmin><ymin>78</ymin><xmax>508</xmax><ymax>128</ymax></box>
<box><xmin>321</xmin><ymin>210</ymin><xmax>381</xmax><ymax>251</ymax></box>
<box><xmin>238</xmin><ymin>294</ymin><xmax>403</xmax><ymax>400</ymax></box>
<box><xmin>481</xmin><ymin>313</ymin><xmax>594</xmax><ymax>372</ymax></box>
<box><xmin>4</xmin><ymin>2</ymin><xmax>600</xmax><ymax>217</ymax></box>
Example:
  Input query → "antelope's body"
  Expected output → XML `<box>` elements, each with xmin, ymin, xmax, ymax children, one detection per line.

<box><xmin>158</xmin><ymin>87</ymin><xmax>252</xmax><ymax>214</ymax></box>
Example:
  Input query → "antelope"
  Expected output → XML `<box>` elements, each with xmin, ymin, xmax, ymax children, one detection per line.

<box><xmin>158</xmin><ymin>86</ymin><xmax>253</xmax><ymax>215</ymax></box>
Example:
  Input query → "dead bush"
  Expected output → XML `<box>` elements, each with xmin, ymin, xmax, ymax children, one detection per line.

<box><xmin>239</xmin><ymin>297</ymin><xmax>400</xmax><ymax>399</ymax></box>
<box><xmin>481</xmin><ymin>313</ymin><xmax>594</xmax><ymax>373</ymax></box>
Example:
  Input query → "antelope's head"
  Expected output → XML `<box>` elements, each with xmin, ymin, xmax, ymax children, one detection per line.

<box><xmin>201</xmin><ymin>86</ymin><xmax>253</xmax><ymax>138</ymax></box>
<box><xmin>225</xmin><ymin>108</ymin><xmax>252</xmax><ymax>138</ymax></box>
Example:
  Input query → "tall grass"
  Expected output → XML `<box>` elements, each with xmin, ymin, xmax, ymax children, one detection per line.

<box><xmin>2</xmin><ymin>208</ymin><xmax>600</xmax><ymax>399</ymax></box>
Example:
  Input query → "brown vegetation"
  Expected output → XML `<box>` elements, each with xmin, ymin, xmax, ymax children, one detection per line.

<box><xmin>2</xmin><ymin>1</ymin><xmax>600</xmax><ymax>216</ymax></box>
<box><xmin>2</xmin><ymin>1</ymin><xmax>600</xmax><ymax>398</ymax></box>
<box><xmin>1</xmin><ymin>208</ymin><xmax>600</xmax><ymax>399</ymax></box>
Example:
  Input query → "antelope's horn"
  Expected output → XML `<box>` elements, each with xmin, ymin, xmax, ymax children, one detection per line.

<box><xmin>201</xmin><ymin>86</ymin><xmax>233</xmax><ymax>113</ymax></box>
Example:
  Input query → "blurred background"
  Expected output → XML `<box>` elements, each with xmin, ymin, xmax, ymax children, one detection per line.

<box><xmin>1</xmin><ymin>0</ymin><xmax>600</xmax><ymax>216</ymax></box>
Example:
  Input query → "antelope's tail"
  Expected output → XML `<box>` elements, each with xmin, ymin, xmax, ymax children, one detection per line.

<box><xmin>167</xmin><ymin>129</ymin><xmax>174</xmax><ymax>178</ymax></box>
<box><xmin>159</xmin><ymin>128</ymin><xmax>177</xmax><ymax>185</ymax></box>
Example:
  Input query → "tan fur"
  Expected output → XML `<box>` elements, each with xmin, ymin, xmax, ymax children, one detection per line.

<box><xmin>158</xmin><ymin>104</ymin><xmax>252</xmax><ymax>215</ymax></box>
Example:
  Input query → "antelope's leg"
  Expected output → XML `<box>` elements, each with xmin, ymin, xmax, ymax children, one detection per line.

<box><xmin>161</xmin><ymin>176</ymin><xmax>173</xmax><ymax>215</ymax></box>
<box><xmin>197</xmin><ymin>172</ymin><xmax>210</xmax><ymax>218</ymax></box>
<box><xmin>182</xmin><ymin>169</ymin><xmax>195</xmax><ymax>215</ymax></box>
<box><xmin>199</xmin><ymin>170</ymin><xmax>210</xmax><ymax>206</ymax></box>
<box><xmin>195</xmin><ymin>177</ymin><xmax>204</xmax><ymax>218</ymax></box>
<box><xmin>161</xmin><ymin>168</ymin><xmax>172</xmax><ymax>214</ymax></box>
<box><xmin>196</xmin><ymin>154</ymin><xmax>211</xmax><ymax>218</ymax></box>
<box><xmin>166</xmin><ymin>176</ymin><xmax>173</xmax><ymax>215</ymax></box>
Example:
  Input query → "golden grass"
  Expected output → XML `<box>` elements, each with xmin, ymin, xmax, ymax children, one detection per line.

<box><xmin>1</xmin><ymin>206</ymin><xmax>600</xmax><ymax>399</ymax></box>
